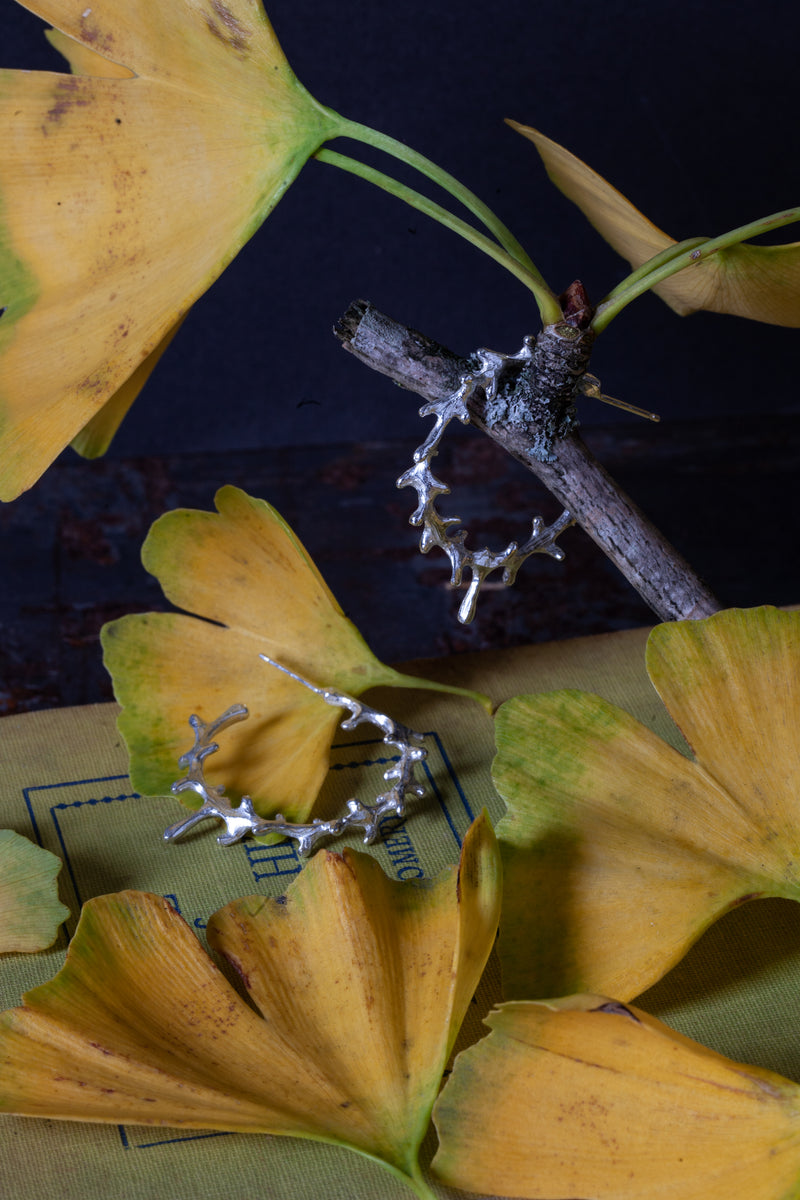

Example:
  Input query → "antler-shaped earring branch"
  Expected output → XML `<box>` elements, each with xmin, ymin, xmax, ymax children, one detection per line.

<box><xmin>397</xmin><ymin>338</ymin><xmax>575</xmax><ymax>623</ymax></box>
<box><xmin>163</xmin><ymin>657</ymin><xmax>427</xmax><ymax>854</ymax></box>
<box><xmin>337</xmin><ymin>300</ymin><xmax>719</xmax><ymax>623</ymax></box>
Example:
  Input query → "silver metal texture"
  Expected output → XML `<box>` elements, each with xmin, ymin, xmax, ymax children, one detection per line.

<box><xmin>397</xmin><ymin>338</ymin><xmax>574</xmax><ymax>623</ymax></box>
<box><xmin>163</xmin><ymin>657</ymin><xmax>427</xmax><ymax>854</ymax></box>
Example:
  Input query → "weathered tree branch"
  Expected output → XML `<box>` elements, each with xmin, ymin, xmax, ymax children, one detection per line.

<box><xmin>335</xmin><ymin>300</ymin><xmax>720</xmax><ymax>623</ymax></box>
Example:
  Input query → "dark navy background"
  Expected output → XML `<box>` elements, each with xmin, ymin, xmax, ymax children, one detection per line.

<box><xmin>2</xmin><ymin>1</ymin><xmax>798</xmax><ymax>455</ymax></box>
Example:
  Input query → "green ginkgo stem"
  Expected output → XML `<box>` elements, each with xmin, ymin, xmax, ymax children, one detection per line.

<box><xmin>386</xmin><ymin>1161</ymin><xmax>439</xmax><ymax>1200</ymax></box>
<box><xmin>331</xmin><ymin>116</ymin><xmax>540</xmax><ymax>275</ymax></box>
<box><xmin>346</xmin><ymin>1132</ymin><xmax>440</xmax><ymax>1199</ymax></box>
<box><xmin>593</xmin><ymin>208</ymin><xmax>800</xmax><ymax>331</ymax></box>
<box><xmin>405</xmin><ymin>1167</ymin><xmax>439</xmax><ymax>1200</ymax></box>
<box><xmin>316</xmin><ymin>147</ymin><xmax>561</xmax><ymax>324</ymax></box>
<box><xmin>599</xmin><ymin>237</ymin><xmax>709</xmax><ymax>302</ymax></box>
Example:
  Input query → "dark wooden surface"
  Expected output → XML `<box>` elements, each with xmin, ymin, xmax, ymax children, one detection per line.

<box><xmin>1</xmin><ymin>413</ymin><xmax>797</xmax><ymax>715</ymax></box>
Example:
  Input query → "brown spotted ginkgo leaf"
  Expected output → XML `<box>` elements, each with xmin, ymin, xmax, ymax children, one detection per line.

<box><xmin>432</xmin><ymin>995</ymin><xmax>800</xmax><ymax>1200</ymax></box>
<box><xmin>0</xmin><ymin>813</ymin><xmax>501</xmax><ymax>1200</ymax></box>
<box><xmin>0</xmin><ymin>1</ymin><xmax>345</xmax><ymax>499</ymax></box>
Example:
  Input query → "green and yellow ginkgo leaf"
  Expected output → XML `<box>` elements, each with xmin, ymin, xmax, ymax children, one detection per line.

<box><xmin>38</xmin><ymin>23</ymin><xmax>189</xmax><ymax>460</ymax></box>
<box><xmin>432</xmin><ymin>995</ymin><xmax>800</xmax><ymax>1200</ymax></box>
<box><xmin>0</xmin><ymin>0</ymin><xmax>340</xmax><ymax>499</ymax></box>
<box><xmin>0</xmin><ymin>5</ymin><xmax>556</xmax><ymax>501</ymax></box>
<box><xmin>510</xmin><ymin>122</ymin><xmax>800</xmax><ymax>327</ymax></box>
<box><xmin>0</xmin><ymin>813</ymin><xmax>501</xmax><ymax>1200</ymax></box>
<box><xmin>494</xmin><ymin>606</ymin><xmax>800</xmax><ymax>1002</ymax></box>
<box><xmin>102</xmin><ymin>484</ymin><xmax>488</xmax><ymax>822</ymax></box>
<box><xmin>0</xmin><ymin>829</ymin><xmax>68</xmax><ymax>953</ymax></box>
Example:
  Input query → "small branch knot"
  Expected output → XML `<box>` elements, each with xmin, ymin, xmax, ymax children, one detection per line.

<box><xmin>559</xmin><ymin>279</ymin><xmax>594</xmax><ymax>328</ymax></box>
<box><xmin>478</xmin><ymin>323</ymin><xmax>595</xmax><ymax>461</ymax></box>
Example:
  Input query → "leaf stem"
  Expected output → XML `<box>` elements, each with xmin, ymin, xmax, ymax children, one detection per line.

<box><xmin>404</xmin><ymin>1165</ymin><xmax>440</xmax><ymax>1200</ymax></box>
<box><xmin>330</xmin><ymin>116</ymin><xmax>542</xmax><ymax>275</ymax></box>
<box><xmin>380</xmin><ymin>667</ymin><xmax>493</xmax><ymax>716</ymax></box>
<box><xmin>315</xmin><ymin>148</ymin><xmax>562</xmax><ymax>324</ymax></box>
<box><xmin>352</xmin><ymin>1146</ymin><xmax>441</xmax><ymax>1200</ymax></box>
<box><xmin>593</xmin><ymin>208</ymin><xmax>800</xmax><ymax>331</ymax></box>
<box><xmin>598</xmin><ymin>237</ymin><xmax>709</xmax><ymax>303</ymax></box>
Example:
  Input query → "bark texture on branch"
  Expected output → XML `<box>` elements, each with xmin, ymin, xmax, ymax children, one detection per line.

<box><xmin>335</xmin><ymin>300</ymin><xmax>720</xmax><ymax>623</ymax></box>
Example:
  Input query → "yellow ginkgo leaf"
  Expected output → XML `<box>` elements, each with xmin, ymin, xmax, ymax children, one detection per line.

<box><xmin>494</xmin><ymin>606</ymin><xmax>800</xmax><ymax>1002</ymax></box>
<box><xmin>510</xmin><ymin>121</ymin><xmax>800</xmax><ymax>326</ymax></box>
<box><xmin>0</xmin><ymin>829</ymin><xmax>69</xmax><ymax>953</ymax></box>
<box><xmin>68</xmin><ymin>316</ymin><xmax>187</xmax><ymax>459</ymax></box>
<box><xmin>37</xmin><ymin>25</ymin><xmax>183</xmax><ymax>462</ymax></box>
<box><xmin>432</xmin><ymin>995</ymin><xmax>800</xmax><ymax>1200</ymax></box>
<box><xmin>0</xmin><ymin>1</ymin><xmax>344</xmax><ymax>499</ymax></box>
<box><xmin>101</xmin><ymin>484</ymin><xmax>488</xmax><ymax>821</ymax></box>
<box><xmin>0</xmin><ymin>813</ymin><xmax>501</xmax><ymax>1200</ymax></box>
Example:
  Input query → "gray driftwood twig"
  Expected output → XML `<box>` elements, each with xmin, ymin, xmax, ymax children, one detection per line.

<box><xmin>334</xmin><ymin>300</ymin><xmax>719</xmax><ymax>623</ymax></box>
